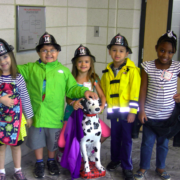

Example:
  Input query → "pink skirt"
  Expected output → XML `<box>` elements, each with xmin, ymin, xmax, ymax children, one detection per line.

<box><xmin>58</xmin><ymin>119</ymin><xmax>111</xmax><ymax>148</ymax></box>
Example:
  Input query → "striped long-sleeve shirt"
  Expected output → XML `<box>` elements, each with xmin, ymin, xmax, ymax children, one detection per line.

<box><xmin>142</xmin><ymin>60</ymin><xmax>180</xmax><ymax>120</ymax></box>
<box><xmin>0</xmin><ymin>74</ymin><xmax>33</xmax><ymax>119</ymax></box>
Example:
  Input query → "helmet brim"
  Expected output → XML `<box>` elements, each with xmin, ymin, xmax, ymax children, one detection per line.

<box><xmin>71</xmin><ymin>54</ymin><xmax>96</xmax><ymax>63</ymax></box>
<box><xmin>36</xmin><ymin>43</ymin><xmax>61</xmax><ymax>52</ymax></box>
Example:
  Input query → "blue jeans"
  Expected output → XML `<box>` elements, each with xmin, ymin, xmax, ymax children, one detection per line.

<box><xmin>140</xmin><ymin>123</ymin><xmax>169</xmax><ymax>169</ymax></box>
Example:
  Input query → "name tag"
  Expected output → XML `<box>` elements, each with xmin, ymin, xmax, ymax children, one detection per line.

<box><xmin>83</xmin><ymin>82</ymin><xmax>92</xmax><ymax>91</ymax></box>
<box><xmin>161</xmin><ymin>70</ymin><xmax>173</xmax><ymax>81</ymax></box>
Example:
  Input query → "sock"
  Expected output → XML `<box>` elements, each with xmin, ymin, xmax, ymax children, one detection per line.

<box><xmin>47</xmin><ymin>158</ymin><xmax>55</xmax><ymax>161</ymax></box>
<box><xmin>14</xmin><ymin>167</ymin><xmax>21</xmax><ymax>173</ymax></box>
<box><xmin>0</xmin><ymin>169</ymin><xmax>5</xmax><ymax>174</ymax></box>
<box><xmin>36</xmin><ymin>159</ymin><xmax>43</xmax><ymax>163</ymax></box>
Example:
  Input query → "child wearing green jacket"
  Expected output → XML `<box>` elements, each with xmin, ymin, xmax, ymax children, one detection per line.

<box><xmin>17</xmin><ymin>32</ymin><xmax>98</xmax><ymax>178</ymax></box>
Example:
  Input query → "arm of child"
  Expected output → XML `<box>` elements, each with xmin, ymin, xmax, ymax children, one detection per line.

<box><xmin>26</xmin><ymin>118</ymin><xmax>33</xmax><ymax>128</ymax></box>
<box><xmin>66</xmin><ymin>97</ymin><xmax>83</xmax><ymax>110</ymax></box>
<box><xmin>138</xmin><ymin>69</ymin><xmax>148</xmax><ymax>124</ymax></box>
<box><xmin>84</xmin><ymin>91</ymin><xmax>98</xmax><ymax>100</ymax></box>
<box><xmin>0</xmin><ymin>94</ymin><xmax>14</xmax><ymax>107</ymax></box>
<box><xmin>94</xmin><ymin>81</ymin><xmax>106</xmax><ymax>113</ymax></box>
<box><xmin>173</xmin><ymin>93</ymin><xmax>180</xmax><ymax>103</ymax></box>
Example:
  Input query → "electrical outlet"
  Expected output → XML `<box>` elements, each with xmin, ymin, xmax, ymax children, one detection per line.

<box><xmin>94</xmin><ymin>26</ymin><xmax>99</xmax><ymax>37</ymax></box>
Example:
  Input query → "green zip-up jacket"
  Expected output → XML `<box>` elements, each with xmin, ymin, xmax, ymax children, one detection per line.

<box><xmin>18</xmin><ymin>60</ymin><xmax>88</xmax><ymax>128</ymax></box>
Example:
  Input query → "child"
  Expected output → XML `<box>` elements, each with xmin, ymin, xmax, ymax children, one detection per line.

<box><xmin>134</xmin><ymin>31</ymin><xmax>180</xmax><ymax>180</ymax></box>
<box><xmin>101</xmin><ymin>33</ymin><xmax>141</xmax><ymax>180</ymax></box>
<box><xmin>17</xmin><ymin>32</ymin><xmax>98</xmax><ymax>178</ymax></box>
<box><xmin>0</xmin><ymin>39</ymin><xmax>33</xmax><ymax>180</ymax></box>
<box><xmin>58</xmin><ymin>44</ymin><xmax>110</xmax><ymax>154</ymax></box>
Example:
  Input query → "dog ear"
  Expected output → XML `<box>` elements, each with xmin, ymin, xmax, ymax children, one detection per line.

<box><xmin>98</xmin><ymin>98</ymin><xmax>102</xmax><ymax>106</ymax></box>
<box><xmin>80</xmin><ymin>98</ymin><xmax>89</xmax><ymax>113</ymax></box>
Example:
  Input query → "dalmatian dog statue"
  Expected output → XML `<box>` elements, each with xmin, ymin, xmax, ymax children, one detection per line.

<box><xmin>80</xmin><ymin>97</ymin><xmax>105</xmax><ymax>173</ymax></box>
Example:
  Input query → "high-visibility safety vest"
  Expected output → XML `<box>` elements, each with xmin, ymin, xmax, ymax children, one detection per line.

<box><xmin>101</xmin><ymin>58</ymin><xmax>141</xmax><ymax>115</ymax></box>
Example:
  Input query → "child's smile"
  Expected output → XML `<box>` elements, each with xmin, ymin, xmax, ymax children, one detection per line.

<box><xmin>76</xmin><ymin>56</ymin><xmax>91</xmax><ymax>73</ymax></box>
<box><xmin>38</xmin><ymin>45</ymin><xmax>59</xmax><ymax>64</ymax></box>
<box><xmin>156</xmin><ymin>42</ymin><xmax>175</xmax><ymax>68</ymax></box>
<box><xmin>0</xmin><ymin>53</ymin><xmax>11</xmax><ymax>75</ymax></box>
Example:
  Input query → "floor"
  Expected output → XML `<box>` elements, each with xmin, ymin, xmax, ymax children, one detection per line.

<box><xmin>5</xmin><ymin>133</ymin><xmax>180</xmax><ymax>180</ymax></box>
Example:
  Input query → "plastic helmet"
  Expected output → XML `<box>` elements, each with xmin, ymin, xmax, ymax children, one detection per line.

<box><xmin>0</xmin><ymin>39</ymin><xmax>14</xmax><ymax>56</ymax></box>
<box><xmin>107</xmin><ymin>33</ymin><xmax>132</xmax><ymax>54</ymax></box>
<box><xmin>71</xmin><ymin>44</ymin><xmax>96</xmax><ymax>62</ymax></box>
<box><xmin>36</xmin><ymin>32</ymin><xmax>61</xmax><ymax>51</ymax></box>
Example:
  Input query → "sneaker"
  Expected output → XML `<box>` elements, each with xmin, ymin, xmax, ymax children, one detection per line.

<box><xmin>0</xmin><ymin>173</ymin><xmax>6</xmax><ymax>180</ymax></box>
<box><xmin>47</xmin><ymin>160</ymin><xmax>60</xmax><ymax>175</ymax></box>
<box><xmin>134</xmin><ymin>170</ymin><xmax>147</xmax><ymax>180</ymax></box>
<box><xmin>34</xmin><ymin>162</ymin><xmax>45</xmax><ymax>178</ymax></box>
<box><xmin>123</xmin><ymin>169</ymin><xmax>135</xmax><ymax>180</ymax></box>
<box><xmin>13</xmin><ymin>170</ymin><xmax>27</xmax><ymax>180</ymax></box>
<box><xmin>106</xmin><ymin>161</ymin><xmax>121</xmax><ymax>171</ymax></box>
<box><xmin>155</xmin><ymin>169</ymin><xmax>171</xmax><ymax>180</ymax></box>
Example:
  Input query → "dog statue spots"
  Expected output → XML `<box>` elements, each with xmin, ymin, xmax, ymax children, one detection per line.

<box><xmin>80</xmin><ymin>98</ymin><xmax>105</xmax><ymax>173</ymax></box>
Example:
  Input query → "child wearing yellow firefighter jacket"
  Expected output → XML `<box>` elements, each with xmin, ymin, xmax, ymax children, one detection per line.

<box><xmin>101</xmin><ymin>33</ymin><xmax>141</xmax><ymax>180</ymax></box>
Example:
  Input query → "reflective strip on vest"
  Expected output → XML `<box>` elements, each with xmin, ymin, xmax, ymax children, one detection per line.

<box><xmin>107</xmin><ymin>106</ymin><xmax>139</xmax><ymax>113</ymax></box>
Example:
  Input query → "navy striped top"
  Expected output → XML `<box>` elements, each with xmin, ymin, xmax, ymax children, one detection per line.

<box><xmin>142</xmin><ymin>60</ymin><xmax>180</xmax><ymax>120</ymax></box>
<box><xmin>0</xmin><ymin>74</ymin><xmax>34</xmax><ymax>120</ymax></box>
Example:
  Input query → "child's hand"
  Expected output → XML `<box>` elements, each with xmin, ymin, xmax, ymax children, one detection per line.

<box><xmin>127</xmin><ymin>113</ymin><xmax>136</xmax><ymax>123</ymax></box>
<box><xmin>26</xmin><ymin>118</ymin><xmax>33</xmax><ymax>128</ymax></box>
<box><xmin>84</xmin><ymin>91</ymin><xmax>98</xmax><ymax>100</ymax></box>
<box><xmin>72</xmin><ymin>99</ymin><xmax>83</xmax><ymax>110</ymax></box>
<box><xmin>99</xmin><ymin>105</ymin><xmax>105</xmax><ymax>114</ymax></box>
<box><xmin>173</xmin><ymin>93</ymin><xmax>180</xmax><ymax>103</ymax></box>
<box><xmin>0</xmin><ymin>94</ymin><xmax>14</xmax><ymax>107</ymax></box>
<box><xmin>138</xmin><ymin>110</ymin><xmax>148</xmax><ymax>124</ymax></box>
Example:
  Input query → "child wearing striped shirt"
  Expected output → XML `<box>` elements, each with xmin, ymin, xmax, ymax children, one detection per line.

<box><xmin>134</xmin><ymin>31</ymin><xmax>180</xmax><ymax>180</ymax></box>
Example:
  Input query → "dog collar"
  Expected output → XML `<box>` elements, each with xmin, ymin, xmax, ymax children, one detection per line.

<box><xmin>84</xmin><ymin>113</ymin><xmax>97</xmax><ymax>117</ymax></box>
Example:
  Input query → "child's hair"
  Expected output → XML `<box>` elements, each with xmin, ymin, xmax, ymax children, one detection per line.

<box><xmin>0</xmin><ymin>52</ymin><xmax>18</xmax><ymax>79</ymax></box>
<box><xmin>72</xmin><ymin>57</ymin><xmax>100</xmax><ymax>86</ymax></box>
<box><xmin>156</xmin><ymin>30</ymin><xmax>177</xmax><ymax>53</ymax></box>
<box><xmin>0</xmin><ymin>38</ymin><xmax>17</xmax><ymax>79</ymax></box>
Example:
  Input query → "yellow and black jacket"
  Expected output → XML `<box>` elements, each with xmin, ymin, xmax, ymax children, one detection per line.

<box><xmin>101</xmin><ymin>58</ymin><xmax>141</xmax><ymax>118</ymax></box>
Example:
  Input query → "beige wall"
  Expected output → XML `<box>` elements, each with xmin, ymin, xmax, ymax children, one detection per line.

<box><xmin>0</xmin><ymin>0</ymin><xmax>141</xmax><ymax>165</ymax></box>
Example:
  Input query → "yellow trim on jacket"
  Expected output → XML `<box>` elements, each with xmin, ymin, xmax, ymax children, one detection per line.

<box><xmin>101</xmin><ymin>58</ymin><xmax>141</xmax><ymax>114</ymax></box>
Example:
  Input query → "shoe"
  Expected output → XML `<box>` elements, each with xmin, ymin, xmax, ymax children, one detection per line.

<box><xmin>13</xmin><ymin>170</ymin><xmax>27</xmax><ymax>180</ymax></box>
<box><xmin>123</xmin><ymin>169</ymin><xmax>135</xmax><ymax>180</ymax></box>
<box><xmin>34</xmin><ymin>162</ymin><xmax>45</xmax><ymax>178</ymax></box>
<box><xmin>47</xmin><ymin>160</ymin><xmax>60</xmax><ymax>175</ymax></box>
<box><xmin>0</xmin><ymin>173</ymin><xmax>6</xmax><ymax>180</ymax></box>
<box><xmin>134</xmin><ymin>170</ymin><xmax>147</xmax><ymax>180</ymax></box>
<box><xmin>106</xmin><ymin>161</ymin><xmax>121</xmax><ymax>171</ymax></box>
<box><xmin>155</xmin><ymin>169</ymin><xmax>171</xmax><ymax>180</ymax></box>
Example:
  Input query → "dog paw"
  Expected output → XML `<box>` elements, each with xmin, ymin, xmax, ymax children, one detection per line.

<box><xmin>96</xmin><ymin>165</ymin><xmax>105</xmax><ymax>172</ymax></box>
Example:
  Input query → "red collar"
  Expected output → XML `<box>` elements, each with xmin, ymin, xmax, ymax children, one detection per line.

<box><xmin>84</xmin><ymin>113</ymin><xmax>97</xmax><ymax>117</ymax></box>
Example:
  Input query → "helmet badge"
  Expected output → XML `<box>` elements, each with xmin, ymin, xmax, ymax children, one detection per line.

<box><xmin>79</xmin><ymin>47</ymin><xmax>86</xmax><ymax>55</ymax></box>
<box><xmin>0</xmin><ymin>43</ymin><xmax>7</xmax><ymax>55</ymax></box>
<box><xmin>43</xmin><ymin>34</ymin><xmax>51</xmax><ymax>43</ymax></box>
<box><xmin>115</xmin><ymin>35</ymin><xmax>122</xmax><ymax>45</ymax></box>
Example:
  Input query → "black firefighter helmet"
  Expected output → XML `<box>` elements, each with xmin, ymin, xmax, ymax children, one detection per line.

<box><xmin>107</xmin><ymin>33</ymin><xmax>132</xmax><ymax>54</ymax></box>
<box><xmin>0</xmin><ymin>39</ymin><xmax>14</xmax><ymax>56</ymax></box>
<box><xmin>71</xmin><ymin>44</ymin><xmax>96</xmax><ymax>62</ymax></box>
<box><xmin>36</xmin><ymin>32</ymin><xmax>61</xmax><ymax>52</ymax></box>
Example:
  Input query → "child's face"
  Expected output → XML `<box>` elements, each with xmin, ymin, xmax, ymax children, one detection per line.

<box><xmin>109</xmin><ymin>45</ymin><xmax>129</xmax><ymax>66</ymax></box>
<box><xmin>156</xmin><ymin>42</ymin><xmax>175</xmax><ymax>65</ymax></box>
<box><xmin>38</xmin><ymin>45</ymin><xmax>59</xmax><ymax>64</ymax></box>
<box><xmin>0</xmin><ymin>53</ymin><xmax>11</xmax><ymax>75</ymax></box>
<box><xmin>76</xmin><ymin>56</ymin><xmax>91</xmax><ymax>73</ymax></box>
